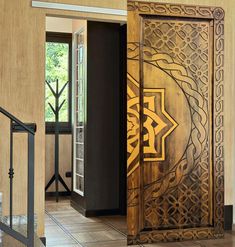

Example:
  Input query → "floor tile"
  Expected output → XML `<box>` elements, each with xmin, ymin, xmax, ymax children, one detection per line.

<box><xmin>45</xmin><ymin>197</ymin><xmax>235</xmax><ymax>247</ymax></box>
<box><xmin>82</xmin><ymin>239</ymin><xmax>138</xmax><ymax>247</ymax></box>
<box><xmin>72</xmin><ymin>229</ymin><xmax>126</xmax><ymax>243</ymax></box>
<box><xmin>63</xmin><ymin>222</ymin><xmax>112</xmax><ymax>233</ymax></box>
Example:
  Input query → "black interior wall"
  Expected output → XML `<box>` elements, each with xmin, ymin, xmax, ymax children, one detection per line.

<box><xmin>71</xmin><ymin>21</ymin><xmax>126</xmax><ymax>215</ymax></box>
<box><xmin>86</xmin><ymin>21</ymin><xmax>121</xmax><ymax>211</ymax></box>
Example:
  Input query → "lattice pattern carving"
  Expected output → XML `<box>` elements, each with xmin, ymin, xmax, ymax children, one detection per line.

<box><xmin>127</xmin><ymin>1</ymin><xmax>224</xmax><ymax>244</ymax></box>
<box><xmin>145</xmin><ymin>20</ymin><xmax>210</xmax><ymax>98</ymax></box>
<box><xmin>143</xmin><ymin>19</ymin><xmax>211</xmax><ymax>230</ymax></box>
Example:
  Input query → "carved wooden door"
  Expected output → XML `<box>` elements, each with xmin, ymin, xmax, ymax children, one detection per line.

<box><xmin>127</xmin><ymin>1</ymin><xmax>224</xmax><ymax>244</ymax></box>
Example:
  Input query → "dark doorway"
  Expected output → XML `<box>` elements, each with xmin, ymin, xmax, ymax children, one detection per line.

<box><xmin>71</xmin><ymin>21</ymin><xmax>127</xmax><ymax>217</ymax></box>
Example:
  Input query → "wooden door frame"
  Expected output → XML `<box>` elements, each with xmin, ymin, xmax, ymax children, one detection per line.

<box><xmin>127</xmin><ymin>0</ymin><xmax>224</xmax><ymax>244</ymax></box>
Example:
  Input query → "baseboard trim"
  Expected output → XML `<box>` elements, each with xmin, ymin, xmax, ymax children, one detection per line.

<box><xmin>45</xmin><ymin>191</ymin><xmax>71</xmax><ymax>197</ymax></box>
<box><xmin>85</xmin><ymin>208</ymin><xmax>120</xmax><ymax>217</ymax></box>
<box><xmin>71</xmin><ymin>202</ymin><xmax>232</xmax><ymax>230</ymax></box>
<box><xmin>71</xmin><ymin>201</ymin><xmax>120</xmax><ymax>217</ymax></box>
<box><xmin>40</xmin><ymin>237</ymin><xmax>46</xmax><ymax>246</ymax></box>
<box><xmin>71</xmin><ymin>200</ymin><xmax>86</xmax><ymax>216</ymax></box>
<box><xmin>224</xmin><ymin>205</ymin><xmax>233</xmax><ymax>231</ymax></box>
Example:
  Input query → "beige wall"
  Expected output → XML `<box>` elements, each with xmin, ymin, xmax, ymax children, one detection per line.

<box><xmin>46</xmin><ymin>16</ymin><xmax>73</xmax><ymax>33</ymax></box>
<box><xmin>0</xmin><ymin>0</ymin><xmax>125</xmax><ymax>238</ymax></box>
<box><xmin>0</xmin><ymin>0</ymin><xmax>45</xmax><ymax>237</ymax></box>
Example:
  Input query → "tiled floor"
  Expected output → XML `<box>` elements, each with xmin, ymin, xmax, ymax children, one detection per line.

<box><xmin>45</xmin><ymin>198</ymin><xmax>235</xmax><ymax>247</ymax></box>
<box><xmin>45</xmin><ymin>198</ymin><xmax>128</xmax><ymax>247</ymax></box>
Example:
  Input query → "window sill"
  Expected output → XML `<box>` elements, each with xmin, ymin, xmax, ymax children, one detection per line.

<box><xmin>46</xmin><ymin>123</ymin><xmax>72</xmax><ymax>135</ymax></box>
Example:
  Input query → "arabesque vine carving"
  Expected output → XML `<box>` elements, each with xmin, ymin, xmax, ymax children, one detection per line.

<box><xmin>127</xmin><ymin>1</ymin><xmax>224</xmax><ymax>244</ymax></box>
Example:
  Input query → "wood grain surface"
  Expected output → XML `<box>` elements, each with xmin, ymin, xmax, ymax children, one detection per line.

<box><xmin>127</xmin><ymin>0</ymin><xmax>224</xmax><ymax>244</ymax></box>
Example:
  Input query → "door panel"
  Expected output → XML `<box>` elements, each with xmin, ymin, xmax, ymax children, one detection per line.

<box><xmin>143</xmin><ymin>18</ymin><xmax>212</xmax><ymax>230</ymax></box>
<box><xmin>127</xmin><ymin>1</ymin><xmax>224</xmax><ymax>244</ymax></box>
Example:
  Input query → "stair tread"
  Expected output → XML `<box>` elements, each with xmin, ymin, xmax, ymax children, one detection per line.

<box><xmin>0</xmin><ymin>193</ymin><xmax>42</xmax><ymax>246</ymax></box>
<box><xmin>0</xmin><ymin>230</ymin><xmax>44</xmax><ymax>246</ymax></box>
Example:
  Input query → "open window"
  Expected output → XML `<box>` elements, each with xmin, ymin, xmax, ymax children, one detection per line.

<box><xmin>45</xmin><ymin>32</ymin><xmax>72</xmax><ymax>134</ymax></box>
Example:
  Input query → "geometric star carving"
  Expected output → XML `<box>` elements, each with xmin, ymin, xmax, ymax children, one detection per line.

<box><xmin>127</xmin><ymin>74</ymin><xmax>178</xmax><ymax>177</ymax></box>
<box><xmin>143</xmin><ymin>89</ymin><xmax>178</xmax><ymax>161</ymax></box>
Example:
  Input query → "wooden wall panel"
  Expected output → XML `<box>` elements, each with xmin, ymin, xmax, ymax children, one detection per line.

<box><xmin>0</xmin><ymin>0</ymin><xmax>45</xmax><ymax>237</ymax></box>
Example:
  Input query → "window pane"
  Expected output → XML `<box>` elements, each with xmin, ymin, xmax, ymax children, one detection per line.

<box><xmin>76</xmin><ymin>159</ymin><xmax>84</xmax><ymax>175</ymax></box>
<box><xmin>45</xmin><ymin>42</ymin><xmax>69</xmax><ymax>122</ymax></box>
<box><xmin>76</xmin><ymin>127</ymin><xmax>84</xmax><ymax>143</ymax></box>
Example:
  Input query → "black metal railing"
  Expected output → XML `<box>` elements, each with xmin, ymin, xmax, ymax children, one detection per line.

<box><xmin>0</xmin><ymin>107</ymin><xmax>36</xmax><ymax>247</ymax></box>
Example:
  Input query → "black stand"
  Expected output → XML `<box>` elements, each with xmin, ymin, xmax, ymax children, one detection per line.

<box><xmin>45</xmin><ymin>79</ymin><xmax>70</xmax><ymax>202</ymax></box>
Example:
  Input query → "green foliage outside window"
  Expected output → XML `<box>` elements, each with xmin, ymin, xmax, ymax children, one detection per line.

<box><xmin>45</xmin><ymin>42</ymin><xmax>69</xmax><ymax>122</ymax></box>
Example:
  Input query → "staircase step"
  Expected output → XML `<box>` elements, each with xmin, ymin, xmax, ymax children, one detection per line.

<box><xmin>0</xmin><ymin>193</ymin><xmax>41</xmax><ymax>245</ymax></box>
<box><xmin>0</xmin><ymin>193</ymin><xmax>37</xmax><ymax>229</ymax></box>
<box><xmin>0</xmin><ymin>215</ymin><xmax>37</xmax><ymax>229</ymax></box>
<box><xmin>0</xmin><ymin>230</ymin><xmax>44</xmax><ymax>246</ymax></box>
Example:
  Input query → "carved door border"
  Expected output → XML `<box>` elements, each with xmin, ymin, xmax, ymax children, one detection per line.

<box><xmin>127</xmin><ymin>1</ymin><xmax>224</xmax><ymax>244</ymax></box>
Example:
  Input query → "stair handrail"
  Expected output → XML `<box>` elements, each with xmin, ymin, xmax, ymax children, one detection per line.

<box><xmin>0</xmin><ymin>107</ymin><xmax>36</xmax><ymax>135</ymax></box>
<box><xmin>0</xmin><ymin>106</ymin><xmax>36</xmax><ymax>247</ymax></box>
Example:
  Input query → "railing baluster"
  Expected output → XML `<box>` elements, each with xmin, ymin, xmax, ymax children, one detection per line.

<box><xmin>27</xmin><ymin>133</ymin><xmax>35</xmax><ymax>247</ymax></box>
<box><xmin>0</xmin><ymin>107</ymin><xmax>36</xmax><ymax>247</ymax></box>
<box><xmin>9</xmin><ymin>120</ymin><xmax>14</xmax><ymax>229</ymax></box>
